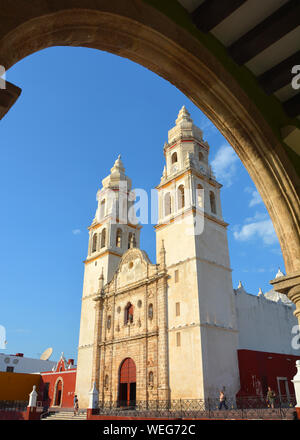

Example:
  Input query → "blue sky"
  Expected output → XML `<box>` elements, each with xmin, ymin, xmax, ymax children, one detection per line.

<box><xmin>0</xmin><ymin>47</ymin><xmax>284</xmax><ymax>362</ymax></box>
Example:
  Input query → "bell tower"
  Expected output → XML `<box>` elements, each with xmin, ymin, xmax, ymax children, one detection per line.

<box><xmin>155</xmin><ymin>107</ymin><xmax>240</xmax><ymax>399</ymax></box>
<box><xmin>75</xmin><ymin>155</ymin><xmax>141</xmax><ymax>407</ymax></box>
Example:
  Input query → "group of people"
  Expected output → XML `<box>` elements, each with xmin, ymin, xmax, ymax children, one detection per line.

<box><xmin>219</xmin><ymin>386</ymin><xmax>276</xmax><ymax>410</ymax></box>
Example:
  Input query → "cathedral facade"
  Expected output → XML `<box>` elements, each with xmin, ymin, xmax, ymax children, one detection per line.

<box><xmin>75</xmin><ymin>107</ymin><xmax>254</xmax><ymax>407</ymax></box>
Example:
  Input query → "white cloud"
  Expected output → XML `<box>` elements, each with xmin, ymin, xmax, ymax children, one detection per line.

<box><xmin>233</xmin><ymin>218</ymin><xmax>277</xmax><ymax>245</ymax></box>
<box><xmin>245</xmin><ymin>211</ymin><xmax>268</xmax><ymax>223</ymax></box>
<box><xmin>72</xmin><ymin>229</ymin><xmax>81</xmax><ymax>235</ymax></box>
<box><xmin>211</xmin><ymin>144</ymin><xmax>239</xmax><ymax>187</ymax></box>
<box><xmin>244</xmin><ymin>187</ymin><xmax>263</xmax><ymax>207</ymax></box>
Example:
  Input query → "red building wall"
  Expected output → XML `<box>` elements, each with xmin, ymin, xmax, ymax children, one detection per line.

<box><xmin>39</xmin><ymin>357</ymin><xmax>76</xmax><ymax>408</ymax></box>
<box><xmin>237</xmin><ymin>349</ymin><xmax>298</xmax><ymax>398</ymax></box>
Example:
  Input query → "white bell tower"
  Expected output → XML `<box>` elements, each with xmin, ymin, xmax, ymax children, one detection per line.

<box><xmin>155</xmin><ymin>107</ymin><xmax>240</xmax><ymax>399</ymax></box>
<box><xmin>75</xmin><ymin>155</ymin><xmax>141</xmax><ymax>407</ymax></box>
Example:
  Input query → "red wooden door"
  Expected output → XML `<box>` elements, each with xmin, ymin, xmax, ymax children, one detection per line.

<box><xmin>119</xmin><ymin>358</ymin><xmax>136</xmax><ymax>406</ymax></box>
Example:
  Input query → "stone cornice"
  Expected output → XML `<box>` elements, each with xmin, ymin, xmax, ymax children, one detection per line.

<box><xmin>89</xmin><ymin>217</ymin><xmax>142</xmax><ymax>231</ymax></box>
<box><xmin>166</xmin><ymin>256</ymin><xmax>232</xmax><ymax>273</ymax></box>
<box><xmin>270</xmin><ymin>270</ymin><xmax>300</xmax><ymax>294</ymax></box>
<box><xmin>156</xmin><ymin>167</ymin><xmax>222</xmax><ymax>190</ymax></box>
<box><xmin>104</xmin><ymin>271</ymin><xmax>168</xmax><ymax>297</ymax></box>
<box><xmin>99</xmin><ymin>330</ymin><xmax>159</xmax><ymax>346</ymax></box>
<box><xmin>164</xmin><ymin>136</ymin><xmax>209</xmax><ymax>154</ymax></box>
<box><xmin>154</xmin><ymin>207</ymin><xmax>228</xmax><ymax>230</ymax></box>
<box><xmin>84</xmin><ymin>249</ymin><xmax>123</xmax><ymax>265</ymax></box>
<box><xmin>168</xmin><ymin>322</ymin><xmax>238</xmax><ymax>333</ymax></box>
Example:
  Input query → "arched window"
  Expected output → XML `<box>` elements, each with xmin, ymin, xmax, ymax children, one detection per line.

<box><xmin>92</xmin><ymin>233</ymin><xmax>97</xmax><ymax>253</ymax></box>
<box><xmin>210</xmin><ymin>191</ymin><xmax>217</xmax><ymax>214</ymax></box>
<box><xmin>199</xmin><ymin>151</ymin><xmax>204</xmax><ymax>162</ymax></box>
<box><xmin>107</xmin><ymin>315</ymin><xmax>111</xmax><ymax>330</ymax></box>
<box><xmin>100</xmin><ymin>199</ymin><xmax>106</xmax><ymax>218</ymax></box>
<box><xmin>164</xmin><ymin>192</ymin><xmax>172</xmax><ymax>216</ymax></box>
<box><xmin>125</xmin><ymin>303</ymin><xmax>134</xmax><ymax>324</ymax></box>
<box><xmin>178</xmin><ymin>185</ymin><xmax>185</xmax><ymax>209</ymax></box>
<box><xmin>148</xmin><ymin>304</ymin><xmax>153</xmax><ymax>320</ymax></box>
<box><xmin>104</xmin><ymin>374</ymin><xmax>109</xmax><ymax>390</ymax></box>
<box><xmin>116</xmin><ymin>228</ymin><xmax>122</xmax><ymax>248</ymax></box>
<box><xmin>171</xmin><ymin>152</ymin><xmax>178</xmax><ymax>164</ymax></box>
<box><xmin>148</xmin><ymin>371</ymin><xmax>154</xmax><ymax>387</ymax></box>
<box><xmin>196</xmin><ymin>184</ymin><xmax>204</xmax><ymax>208</ymax></box>
<box><xmin>128</xmin><ymin>232</ymin><xmax>132</xmax><ymax>249</ymax></box>
<box><xmin>101</xmin><ymin>228</ymin><xmax>106</xmax><ymax>248</ymax></box>
<box><xmin>128</xmin><ymin>232</ymin><xmax>136</xmax><ymax>249</ymax></box>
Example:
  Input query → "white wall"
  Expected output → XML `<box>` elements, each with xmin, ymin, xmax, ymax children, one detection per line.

<box><xmin>235</xmin><ymin>287</ymin><xmax>299</xmax><ymax>355</ymax></box>
<box><xmin>0</xmin><ymin>353</ymin><xmax>56</xmax><ymax>373</ymax></box>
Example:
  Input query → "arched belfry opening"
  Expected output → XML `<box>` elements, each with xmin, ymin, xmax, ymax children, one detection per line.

<box><xmin>118</xmin><ymin>358</ymin><xmax>136</xmax><ymax>407</ymax></box>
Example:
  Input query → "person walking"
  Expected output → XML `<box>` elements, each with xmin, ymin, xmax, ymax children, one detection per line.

<box><xmin>266</xmin><ymin>387</ymin><xmax>276</xmax><ymax>409</ymax></box>
<box><xmin>219</xmin><ymin>390</ymin><xmax>228</xmax><ymax>410</ymax></box>
<box><xmin>73</xmin><ymin>394</ymin><xmax>79</xmax><ymax>416</ymax></box>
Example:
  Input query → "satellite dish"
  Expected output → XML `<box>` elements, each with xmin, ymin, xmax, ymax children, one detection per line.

<box><xmin>40</xmin><ymin>347</ymin><xmax>53</xmax><ymax>361</ymax></box>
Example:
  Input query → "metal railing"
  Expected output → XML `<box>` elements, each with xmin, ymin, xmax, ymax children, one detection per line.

<box><xmin>0</xmin><ymin>400</ymin><xmax>28</xmax><ymax>412</ymax></box>
<box><xmin>95</xmin><ymin>395</ymin><xmax>297</xmax><ymax>420</ymax></box>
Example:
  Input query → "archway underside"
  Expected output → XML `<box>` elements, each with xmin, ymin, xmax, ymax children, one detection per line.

<box><xmin>0</xmin><ymin>2</ymin><xmax>299</xmax><ymax>315</ymax></box>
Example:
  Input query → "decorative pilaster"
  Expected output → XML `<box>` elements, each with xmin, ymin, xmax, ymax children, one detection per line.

<box><xmin>91</xmin><ymin>270</ymin><xmax>105</xmax><ymax>389</ymax></box>
<box><xmin>270</xmin><ymin>270</ymin><xmax>300</xmax><ymax>324</ymax></box>
<box><xmin>159</xmin><ymin>240</ymin><xmax>166</xmax><ymax>270</ymax></box>
<box><xmin>156</xmin><ymin>276</ymin><xmax>170</xmax><ymax>401</ymax></box>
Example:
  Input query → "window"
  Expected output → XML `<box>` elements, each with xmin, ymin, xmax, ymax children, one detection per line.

<box><xmin>100</xmin><ymin>199</ymin><xmax>106</xmax><ymax>218</ymax></box>
<box><xmin>104</xmin><ymin>374</ymin><xmax>109</xmax><ymax>390</ymax></box>
<box><xmin>125</xmin><ymin>303</ymin><xmax>134</xmax><ymax>324</ymax></box>
<box><xmin>128</xmin><ymin>232</ymin><xmax>136</xmax><ymax>249</ymax></box>
<box><xmin>177</xmin><ymin>185</ymin><xmax>185</xmax><ymax>209</ymax></box>
<box><xmin>176</xmin><ymin>332</ymin><xmax>181</xmax><ymax>347</ymax></box>
<box><xmin>101</xmin><ymin>228</ymin><xmax>106</xmax><ymax>248</ymax></box>
<box><xmin>164</xmin><ymin>192</ymin><xmax>172</xmax><ymax>216</ymax></box>
<box><xmin>6</xmin><ymin>366</ymin><xmax>14</xmax><ymax>372</ymax></box>
<box><xmin>175</xmin><ymin>270</ymin><xmax>179</xmax><ymax>283</ymax></box>
<box><xmin>116</xmin><ymin>228</ymin><xmax>122</xmax><ymax>248</ymax></box>
<box><xmin>199</xmin><ymin>151</ymin><xmax>204</xmax><ymax>161</ymax></box>
<box><xmin>210</xmin><ymin>191</ymin><xmax>217</xmax><ymax>214</ymax></box>
<box><xmin>176</xmin><ymin>302</ymin><xmax>180</xmax><ymax>316</ymax></box>
<box><xmin>148</xmin><ymin>303</ymin><xmax>153</xmax><ymax>320</ymax></box>
<box><xmin>196</xmin><ymin>184</ymin><xmax>204</xmax><ymax>208</ymax></box>
<box><xmin>92</xmin><ymin>233</ymin><xmax>97</xmax><ymax>253</ymax></box>
<box><xmin>171</xmin><ymin>152</ymin><xmax>178</xmax><ymax>164</ymax></box>
<box><xmin>107</xmin><ymin>315</ymin><xmax>111</xmax><ymax>330</ymax></box>
<box><xmin>149</xmin><ymin>371</ymin><xmax>154</xmax><ymax>387</ymax></box>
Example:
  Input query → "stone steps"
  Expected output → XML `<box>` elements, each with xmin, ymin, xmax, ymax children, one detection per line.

<box><xmin>42</xmin><ymin>410</ymin><xmax>87</xmax><ymax>421</ymax></box>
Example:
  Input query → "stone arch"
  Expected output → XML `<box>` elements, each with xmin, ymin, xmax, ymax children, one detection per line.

<box><xmin>92</xmin><ymin>233</ymin><xmax>97</xmax><ymax>253</ymax></box>
<box><xmin>53</xmin><ymin>376</ymin><xmax>64</xmax><ymax>407</ymax></box>
<box><xmin>0</xmin><ymin>2</ymin><xmax>298</xmax><ymax>288</ymax></box>
<box><xmin>177</xmin><ymin>185</ymin><xmax>185</xmax><ymax>210</ymax></box>
<box><xmin>171</xmin><ymin>152</ymin><xmax>178</xmax><ymax>164</ymax></box>
<box><xmin>164</xmin><ymin>192</ymin><xmax>172</xmax><ymax>216</ymax></box>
